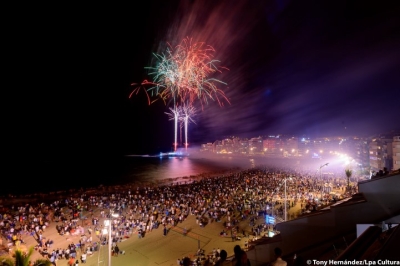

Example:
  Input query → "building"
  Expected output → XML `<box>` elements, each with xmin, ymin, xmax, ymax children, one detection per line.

<box><xmin>393</xmin><ymin>136</ymin><xmax>400</xmax><ymax>171</ymax></box>
<box><xmin>214</xmin><ymin>140</ymin><xmax>224</xmax><ymax>154</ymax></box>
<box><xmin>249</xmin><ymin>137</ymin><xmax>263</xmax><ymax>155</ymax></box>
<box><xmin>285</xmin><ymin>137</ymin><xmax>299</xmax><ymax>157</ymax></box>
<box><xmin>245</xmin><ymin>171</ymin><xmax>400</xmax><ymax>264</ymax></box>
<box><xmin>200</xmin><ymin>143</ymin><xmax>214</xmax><ymax>152</ymax></box>
<box><xmin>369</xmin><ymin>137</ymin><xmax>393</xmax><ymax>172</ymax></box>
<box><xmin>263</xmin><ymin>136</ymin><xmax>284</xmax><ymax>157</ymax></box>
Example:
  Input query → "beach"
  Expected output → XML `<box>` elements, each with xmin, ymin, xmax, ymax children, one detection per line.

<box><xmin>1</xmin><ymin>169</ymin><xmax>259</xmax><ymax>265</ymax></box>
<box><xmin>1</xmin><ymin>165</ymin><xmax>346</xmax><ymax>265</ymax></box>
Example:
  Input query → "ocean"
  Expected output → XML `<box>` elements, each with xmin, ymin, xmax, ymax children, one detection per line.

<box><xmin>5</xmin><ymin>152</ymin><xmax>270</xmax><ymax>197</ymax></box>
<box><xmin>4</xmin><ymin>150</ymin><xmax>327</xmax><ymax>198</ymax></box>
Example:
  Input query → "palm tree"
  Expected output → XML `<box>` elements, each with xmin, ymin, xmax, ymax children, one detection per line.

<box><xmin>0</xmin><ymin>247</ymin><xmax>52</xmax><ymax>266</ymax></box>
<box><xmin>345</xmin><ymin>169</ymin><xmax>352</xmax><ymax>192</ymax></box>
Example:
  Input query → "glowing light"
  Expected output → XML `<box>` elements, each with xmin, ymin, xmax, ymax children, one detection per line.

<box><xmin>145</xmin><ymin>37</ymin><xmax>230</xmax><ymax>108</ymax></box>
<box><xmin>165</xmin><ymin>103</ymin><xmax>197</xmax><ymax>150</ymax></box>
<box><xmin>130</xmin><ymin>37</ymin><xmax>229</xmax><ymax>150</ymax></box>
<box><xmin>180</xmin><ymin>103</ymin><xmax>197</xmax><ymax>149</ymax></box>
<box><xmin>165</xmin><ymin>107</ymin><xmax>180</xmax><ymax>151</ymax></box>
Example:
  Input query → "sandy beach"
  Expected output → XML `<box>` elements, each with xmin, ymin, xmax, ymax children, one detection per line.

<box><xmin>1</xmin><ymin>169</ymin><xmax>273</xmax><ymax>265</ymax></box>
<box><xmin>1</xmin><ymin>165</ymin><xmax>337</xmax><ymax>266</ymax></box>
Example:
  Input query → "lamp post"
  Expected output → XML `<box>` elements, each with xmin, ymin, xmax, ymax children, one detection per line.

<box><xmin>103</xmin><ymin>219</ymin><xmax>112</xmax><ymax>266</ymax></box>
<box><xmin>284</xmin><ymin>176</ymin><xmax>292</xmax><ymax>221</ymax></box>
<box><xmin>319</xmin><ymin>163</ymin><xmax>329</xmax><ymax>179</ymax></box>
<box><xmin>103</xmin><ymin>212</ymin><xmax>119</xmax><ymax>266</ymax></box>
<box><xmin>319</xmin><ymin>163</ymin><xmax>329</xmax><ymax>200</ymax></box>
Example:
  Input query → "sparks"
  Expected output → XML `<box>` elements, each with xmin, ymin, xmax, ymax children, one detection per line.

<box><xmin>131</xmin><ymin>37</ymin><xmax>229</xmax><ymax>151</ymax></box>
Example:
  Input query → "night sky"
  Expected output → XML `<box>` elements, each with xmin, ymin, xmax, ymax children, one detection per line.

<box><xmin>9</xmin><ymin>1</ymin><xmax>400</xmax><ymax>160</ymax></box>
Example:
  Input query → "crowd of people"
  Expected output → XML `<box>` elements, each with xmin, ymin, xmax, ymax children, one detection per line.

<box><xmin>0</xmin><ymin>163</ymin><xmax>349</xmax><ymax>265</ymax></box>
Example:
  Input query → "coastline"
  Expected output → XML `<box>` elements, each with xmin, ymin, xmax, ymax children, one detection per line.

<box><xmin>0</xmin><ymin>166</ymin><xmax>244</xmax><ymax>209</ymax></box>
<box><xmin>2</xmin><ymin>152</ymin><xmax>255</xmax><ymax>197</ymax></box>
<box><xmin>0</xmin><ymin>154</ymin><xmax>328</xmax><ymax>207</ymax></box>
<box><xmin>1</xmin><ymin>165</ymin><xmax>268</xmax><ymax>265</ymax></box>
<box><xmin>0</xmin><ymin>159</ymin><xmax>346</xmax><ymax>265</ymax></box>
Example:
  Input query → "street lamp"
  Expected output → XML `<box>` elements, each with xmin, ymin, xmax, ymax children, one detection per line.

<box><xmin>319</xmin><ymin>163</ymin><xmax>329</xmax><ymax>179</ymax></box>
<box><xmin>284</xmin><ymin>176</ymin><xmax>292</xmax><ymax>221</ymax></box>
<box><xmin>103</xmin><ymin>212</ymin><xmax>119</xmax><ymax>266</ymax></box>
<box><xmin>103</xmin><ymin>220</ymin><xmax>111</xmax><ymax>266</ymax></box>
<box><xmin>319</xmin><ymin>163</ymin><xmax>329</xmax><ymax>200</ymax></box>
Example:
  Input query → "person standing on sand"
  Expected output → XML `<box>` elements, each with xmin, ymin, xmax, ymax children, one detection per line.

<box><xmin>163</xmin><ymin>225</ymin><xmax>167</xmax><ymax>236</ymax></box>
<box><xmin>81</xmin><ymin>253</ymin><xmax>87</xmax><ymax>263</ymax></box>
<box><xmin>114</xmin><ymin>245</ymin><xmax>120</xmax><ymax>257</ymax></box>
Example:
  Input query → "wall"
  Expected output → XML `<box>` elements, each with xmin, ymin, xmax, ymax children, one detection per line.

<box><xmin>264</xmin><ymin>173</ymin><xmax>400</xmax><ymax>259</ymax></box>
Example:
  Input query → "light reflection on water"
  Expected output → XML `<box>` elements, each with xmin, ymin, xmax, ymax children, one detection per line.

<box><xmin>6</xmin><ymin>153</ymin><xmax>321</xmax><ymax>196</ymax></box>
<box><xmin>123</xmin><ymin>155</ymin><xmax>256</xmax><ymax>184</ymax></box>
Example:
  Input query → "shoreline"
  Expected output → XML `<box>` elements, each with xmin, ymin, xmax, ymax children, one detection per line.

<box><xmin>1</xmin><ymin>165</ymin><xmax>270</xmax><ymax>265</ymax></box>
<box><xmin>0</xmin><ymin>166</ymin><xmax>244</xmax><ymax>209</ymax></box>
<box><xmin>0</xmin><ymin>161</ymin><xmax>348</xmax><ymax>265</ymax></box>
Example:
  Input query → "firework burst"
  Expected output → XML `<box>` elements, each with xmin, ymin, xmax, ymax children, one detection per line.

<box><xmin>165</xmin><ymin>106</ymin><xmax>180</xmax><ymax>151</ymax></box>
<box><xmin>145</xmin><ymin>37</ymin><xmax>230</xmax><ymax>108</ymax></box>
<box><xmin>131</xmin><ymin>37</ymin><xmax>229</xmax><ymax>151</ymax></box>
<box><xmin>165</xmin><ymin>103</ymin><xmax>197</xmax><ymax>150</ymax></box>
<box><xmin>180</xmin><ymin>103</ymin><xmax>197</xmax><ymax>149</ymax></box>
